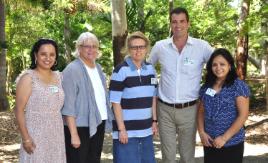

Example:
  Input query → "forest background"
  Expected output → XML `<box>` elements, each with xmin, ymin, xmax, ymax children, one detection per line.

<box><xmin>0</xmin><ymin>0</ymin><xmax>267</xmax><ymax>111</ymax></box>
<box><xmin>0</xmin><ymin>0</ymin><xmax>267</xmax><ymax>112</ymax></box>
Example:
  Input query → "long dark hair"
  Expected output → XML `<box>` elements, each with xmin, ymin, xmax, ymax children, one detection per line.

<box><xmin>30</xmin><ymin>38</ymin><xmax>59</xmax><ymax>70</ymax></box>
<box><xmin>204</xmin><ymin>48</ymin><xmax>237</xmax><ymax>87</ymax></box>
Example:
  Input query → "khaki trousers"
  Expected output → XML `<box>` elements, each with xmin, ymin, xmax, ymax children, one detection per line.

<box><xmin>157</xmin><ymin>101</ymin><xmax>197</xmax><ymax>163</ymax></box>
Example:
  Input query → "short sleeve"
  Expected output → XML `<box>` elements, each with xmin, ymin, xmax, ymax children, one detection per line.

<box><xmin>109</xmin><ymin>66</ymin><xmax>126</xmax><ymax>103</ymax></box>
<box><xmin>234</xmin><ymin>79</ymin><xmax>250</xmax><ymax>97</ymax></box>
<box><xmin>199</xmin><ymin>85</ymin><xmax>207</xmax><ymax>99</ymax></box>
<box><xmin>15</xmin><ymin>69</ymin><xmax>34</xmax><ymax>86</ymax></box>
<box><xmin>149</xmin><ymin>64</ymin><xmax>158</xmax><ymax>97</ymax></box>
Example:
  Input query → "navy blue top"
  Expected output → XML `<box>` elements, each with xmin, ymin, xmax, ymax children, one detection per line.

<box><xmin>199</xmin><ymin>79</ymin><xmax>250</xmax><ymax>147</ymax></box>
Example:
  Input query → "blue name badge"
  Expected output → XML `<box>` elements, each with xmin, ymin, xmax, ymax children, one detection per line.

<box><xmin>205</xmin><ymin>88</ymin><xmax>216</xmax><ymax>97</ymax></box>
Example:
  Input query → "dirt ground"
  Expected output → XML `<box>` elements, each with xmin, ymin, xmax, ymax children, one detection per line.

<box><xmin>0</xmin><ymin>108</ymin><xmax>268</xmax><ymax>163</ymax></box>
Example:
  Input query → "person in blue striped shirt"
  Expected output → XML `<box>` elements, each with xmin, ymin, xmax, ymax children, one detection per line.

<box><xmin>109</xmin><ymin>31</ymin><xmax>158</xmax><ymax>163</ymax></box>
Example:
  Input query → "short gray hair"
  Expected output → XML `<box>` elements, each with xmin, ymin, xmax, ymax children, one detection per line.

<box><xmin>74</xmin><ymin>32</ymin><xmax>99</xmax><ymax>57</ymax></box>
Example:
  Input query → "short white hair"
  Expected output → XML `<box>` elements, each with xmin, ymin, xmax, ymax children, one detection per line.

<box><xmin>74</xmin><ymin>32</ymin><xmax>99</xmax><ymax>57</ymax></box>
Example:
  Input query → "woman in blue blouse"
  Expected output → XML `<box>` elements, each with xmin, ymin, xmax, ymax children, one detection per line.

<box><xmin>197</xmin><ymin>48</ymin><xmax>250</xmax><ymax>163</ymax></box>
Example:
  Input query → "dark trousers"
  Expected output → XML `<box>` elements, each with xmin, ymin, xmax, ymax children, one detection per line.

<box><xmin>204</xmin><ymin>141</ymin><xmax>244</xmax><ymax>163</ymax></box>
<box><xmin>64</xmin><ymin>121</ymin><xmax>105</xmax><ymax>163</ymax></box>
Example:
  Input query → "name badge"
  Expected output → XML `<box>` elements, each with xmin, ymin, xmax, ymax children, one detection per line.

<box><xmin>205</xmin><ymin>88</ymin><xmax>216</xmax><ymax>97</ymax></box>
<box><xmin>183</xmin><ymin>57</ymin><xmax>194</xmax><ymax>66</ymax></box>
<box><xmin>49</xmin><ymin>85</ymin><xmax>59</xmax><ymax>93</ymax></box>
<box><xmin>151</xmin><ymin>78</ymin><xmax>157</xmax><ymax>85</ymax></box>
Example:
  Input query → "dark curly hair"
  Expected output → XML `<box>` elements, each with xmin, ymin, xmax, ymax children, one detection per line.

<box><xmin>30</xmin><ymin>38</ymin><xmax>59</xmax><ymax>70</ymax></box>
<box><xmin>204</xmin><ymin>48</ymin><xmax>237</xmax><ymax>88</ymax></box>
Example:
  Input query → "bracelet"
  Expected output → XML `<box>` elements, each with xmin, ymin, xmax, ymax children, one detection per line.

<box><xmin>199</xmin><ymin>132</ymin><xmax>206</xmax><ymax>136</ymax></box>
<box><xmin>22</xmin><ymin>139</ymin><xmax>31</xmax><ymax>144</ymax></box>
<box><xmin>152</xmin><ymin>120</ymin><xmax>158</xmax><ymax>123</ymax></box>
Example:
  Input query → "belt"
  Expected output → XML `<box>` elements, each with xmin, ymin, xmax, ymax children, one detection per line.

<box><xmin>158</xmin><ymin>98</ymin><xmax>197</xmax><ymax>109</ymax></box>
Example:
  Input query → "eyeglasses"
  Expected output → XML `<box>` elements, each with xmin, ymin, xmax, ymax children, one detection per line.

<box><xmin>129</xmin><ymin>45</ymin><xmax>147</xmax><ymax>51</ymax></box>
<box><xmin>80</xmin><ymin>45</ymin><xmax>98</xmax><ymax>49</ymax></box>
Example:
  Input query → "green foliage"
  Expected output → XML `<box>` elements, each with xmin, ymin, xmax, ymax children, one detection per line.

<box><xmin>126</xmin><ymin>0</ymin><xmax>170</xmax><ymax>45</ymax></box>
<box><xmin>6</xmin><ymin>3</ymin><xmax>49</xmax><ymax>82</ymax></box>
<box><xmin>247</xmin><ymin>79</ymin><xmax>266</xmax><ymax>109</ymax></box>
<box><xmin>177</xmin><ymin>0</ymin><xmax>238</xmax><ymax>49</ymax></box>
<box><xmin>7</xmin><ymin>93</ymin><xmax>15</xmax><ymax>111</ymax></box>
<box><xmin>248</xmin><ymin>0</ymin><xmax>268</xmax><ymax>60</ymax></box>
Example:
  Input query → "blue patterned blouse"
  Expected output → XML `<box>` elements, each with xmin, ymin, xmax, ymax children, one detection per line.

<box><xmin>199</xmin><ymin>79</ymin><xmax>250</xmax><ymax>147</ymax></box>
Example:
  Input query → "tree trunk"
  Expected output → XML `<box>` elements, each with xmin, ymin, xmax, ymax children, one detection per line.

<box><xmin>138</xmin><ymin>1</ymin><xmax>145</xmax><ymax>32</ymax></box>
<box><xmin>169</xmin><ymin>0</ymin><xmax>173</xmax><ymax>13</ymax></box>
<box><xmin>0</xmin><ymin>0</ymin><xmax>9</xmax><ymax>111</ymax></box>
<box><xmin>169</xmin><ymin>0</ymin><xmax>173</xmax><ymax>37</ymax></box>
<box><xmin>64</xmin><ymin>13</ymin><xmax>72</xmax><ymax>63</ymax></box>
<box><xmin>111</xmin><ymin>0</ymin><xmax>128</xmax><ymax>67</ymax></box>
<box><xmin>265</xmin><ymin>42</ymin><xmax>268</xmax><ymax>111</ymax></box>
<box><xmin>235</xmin><ymin>0</ymin><xmax>250</xmax><ymax>80</ymax></box>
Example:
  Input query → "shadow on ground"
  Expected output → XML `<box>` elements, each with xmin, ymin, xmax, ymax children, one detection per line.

<box><xmin>1</xmin><ymin>110</ymin><xmax>268</xmax><ymax>163</ymax></box>
<box><xmin>100</xmin><ymin>134</ymin><xmax>268</xmax><ymax>163</ymax></box>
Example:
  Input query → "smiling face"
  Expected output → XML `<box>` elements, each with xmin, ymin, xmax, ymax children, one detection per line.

<box><xmin>170</xmin><ymin>13</ymin><xmax>190</xmax><ymax>38</ymax></box>
<box><xmin>78</xmin><ymin>39</ymin><xmax>98</xmax><ymax>63</ymax></box>
<box><xmin>129</xmin><ymin>38</ymin><xmax>147</xmax><ymax>64</ymax></box>
<box><xmin>35</xmin><ymin>44</ymin><xmax>56</xmax><ymax>70</ymax></box>
<box><xmin>212</xmin><ymin>55</ymin><xmax>231</xmax><ymax>81</ymax></box>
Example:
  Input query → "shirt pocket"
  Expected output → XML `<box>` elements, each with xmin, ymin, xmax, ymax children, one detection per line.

<box><xmin>182</xmin><ymin>60</ymin><xmax>201</xmax><ymax>78</ymax></box>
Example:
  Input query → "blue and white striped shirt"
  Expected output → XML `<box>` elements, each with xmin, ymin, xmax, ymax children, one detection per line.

<box><xmin>109</xmin><ymin>57</ymin><xmax>157</xmax><ymax>139</ymax></box>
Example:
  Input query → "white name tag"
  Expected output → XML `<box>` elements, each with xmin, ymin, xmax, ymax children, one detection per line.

<box><xmin>205</xmin><ymin>88</ymin><xmax>216</xmax><ymax>97</ymax></box>
<box><xmin>151</xmin><ymin>78</ymin><xmax>157</xmax><ymax>85</ymax></box>
<box><xmin>183</xmin><ymin>57</ymin><xmax>194</xmax><ymax>65</ymax></box>
<box><xmin>49</xmin><ymin>85</ymin><xmax>59</xmax><ymax>93</ymax></box>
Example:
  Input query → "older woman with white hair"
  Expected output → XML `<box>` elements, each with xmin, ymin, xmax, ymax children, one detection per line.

<box><xmin>61</xmin><ymin>32</ymin><xmax>113</xmax><ymax>163</ymax></box>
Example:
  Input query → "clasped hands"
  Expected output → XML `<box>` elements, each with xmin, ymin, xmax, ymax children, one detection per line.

<box><xmin>199</xmin><ymin>132</ymin><xmax>227</xmax><ymax>149</ymax></box>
